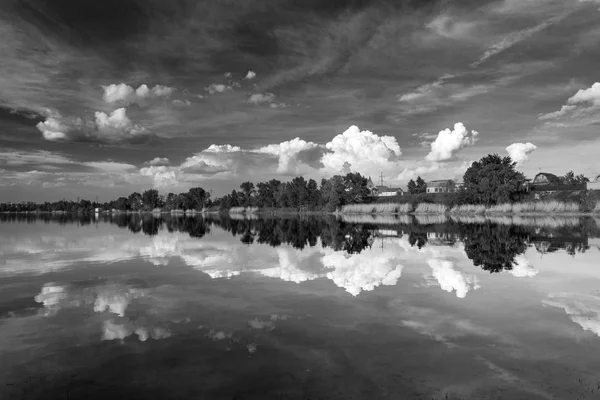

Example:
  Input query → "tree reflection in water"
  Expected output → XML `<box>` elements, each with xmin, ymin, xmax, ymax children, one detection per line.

<box><xmin>1</xmin><ymin>213</ymin><xmax>597</xmax><ymax>272</ymax></box>
<box><xmin>457</xmin><ymin>223</ymin><xmax>530</xmax><ymax>273</ymax></box>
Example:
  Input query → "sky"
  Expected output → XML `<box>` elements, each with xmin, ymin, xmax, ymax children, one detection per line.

<box><xmin>1</xmin><ymin>0</ymin><xmax>599</xmax><ymax>201</ymax></box>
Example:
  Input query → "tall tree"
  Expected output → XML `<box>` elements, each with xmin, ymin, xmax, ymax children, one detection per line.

<box><xmin>188</xmin><ymin>187</ymin><xmax>208</xmax><ymax>210</ymax></box>
<box><xmin>407</xmin><ymin>179</ymin><xmax>417</xmax><ymax>195</ymax></box>
<box><xmin>128</xmin><ymin>192</ymin><xmax>142</xmax><ymax>211</ymax></box>
<box><xmin>343</xmin><ymin>172</ymin><xmax>370</xmax><ymax>202</ymax></box>
<box><xmin>415</xmin><ymin>176</ymin><xmax>427</xmax><ymax>194</ymax></box>
<box><xmin>460</xmin><ymin>154</ymin><xmax>527</xmax><ymax>205</ymax></box>
<box><xmin>142</xmin><ymin>189</ymin><xmax>160</xmax><ymax>210</ymax></box>
<box><xmin>240</xmin><ymin>182</ymin><xmax>256</xmax><ymax>207</ymax></box>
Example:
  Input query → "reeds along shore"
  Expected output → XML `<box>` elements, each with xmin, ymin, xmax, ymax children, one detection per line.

<box><xmin>339</xmin><ymin>200</ymin><xmax>600</xmax><ymax>215</ymax></box>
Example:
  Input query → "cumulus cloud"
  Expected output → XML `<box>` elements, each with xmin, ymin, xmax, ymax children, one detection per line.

<box><xmin>245</xmin><ymin>71</ymin><xmax>257</xmax><ymax>80</ymax></box>
<box><xmin>102</xmin><ymin>83</ymin><xmax>174</xmax><ymax>105</ymax></box>
<box><xmin>145</xmin><ymin>157</ymin><xmax>170</xmax><ymax>167</ymax></box>
<box><xmin>205</xmin><ymin>83</ymin><xmax>232</xmax><ymax>94</ymax></box>
<box><xmin>427</xmin><ymin>259</ymin><xmax>481</xmax><ymax>298</ymax></box>
<box><xmin>36</xmin><ymin>116</ymin><xmax>74</xmax><ymax>140</ymax></box>
<box><xmin>425</xmin><ymin>123</ymin><xmax>478</xmax><ymax>162</ymax></box>
<box><xmin>539</xmin><ymin>82</ymin><xmax>600</xmax><ymax>121</ymax></box>
<box><xmin>95</xmin><ymin>108</ymin><xmax>145</xmax><ymax>139</ymax></box>
<box><xmin>254</xmin><ymin>138</ymin><xmax>322</xmax><ymax>174</ymax></box>
<box><xmin>35</xmin><ymin>112</ymin><xmax>89</xmax><ymax>141</ymax></box>
<box><xmin>506</xmin><ymin>142</ymin><xmax>537</xmax><ymax>165</ymax></box>
<box><xmin>204</xmin><ymin>144</ymin><xmax>242</xmax><ymax>153</ymax></box>
<box><xmin>322</xmin><ymin>125</ymin><xmax>402</xmax><ymax>177</ymax></box>
<box><xmin>140</xmin><ymin>166</ymin><xmax>179</xmax><ymax>189</ymax></box>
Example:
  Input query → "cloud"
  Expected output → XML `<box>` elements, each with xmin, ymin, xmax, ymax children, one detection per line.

<box><xmin>145</xmin><ymin>157</ymin><xmax>170</xmax><ymax>167</ymax></box>
<box><xmin>204</xmin><ymin>144</ymin><xmax>242</xmax><ymax>153</ymax></box>
<box><xmin>245</xmin><ymin>71</ymin><xmax>256</xmax><ymax>80</ymax></box>
<box><xmin>84</xmin><ymin>161</ymin><xmax>137</xmax><ymax>173</ymax></box>
<box><xmin>36</xmin><ymin>113</ymin><xmax>88</xmax><ymax>141</ymax></box>
<box><xmin>427</xmin><ymin>259</ymin><xmax>481</xmax><ymax>298</ymax></box>
<box><xmin>248</xmin><ymin>93</ymin><xmax>275</xmax><ymax>105</ymax></box>
<box><xmin>508</xmin><ymin>255</ymin><xmax>539</xmax><ymax>277</ymax></box>
<box><xmin>140</xmin><ymin>166</ymin><xmax>180</xmax><ymax>189</ymax></box>
<box><xmin>323</xmin><ymin>251</ymin><xmax>404</xmax><ymax>296</ymax></box>
<box><xmin>205</xmin><ymin>83</ymin><xmax>232</xmax><ymax>95</ymax></box>
<box><xmin>538</xmin><ymin>82</ymin><xmax>600</xmax><ymax>121</ymax></box>
<box><xmin>102</xmin><ymin>83</ymin><xmax>174</xmax><ymax>105</ymax></box>
<box><xmin>471</xmin><ymin>14</ymin><xmax>568</xmax><ymax>67</ymax></box>
<box><xmin>0</xmin><ymin>150</ymin><xmax>75</xmax><ymax>166</ymax></box>
<box><xmin>506</xmin><ymin>142</ymin><xmax>537</xmax><ymax>165</ymax></box>
<box><xmin>254</xmin><ymin>138</ymin><xmax>322</xmax><ymax>174</ymax></box>
<box><xmin>397</xmin><ymin>74</ymin><xmax>500</xmax><ymax>116</ymax></box>
<box><xmin>321</xmin><ymin>125</ymin><xmax>402</xmax><ymax>178</ymax></box>
<box><xmin>544</xmin><ymin>293</ymin><xmax>600</xmax><ymax>338</ymax></box>
<box><xmin>180</xmin><ymin>160</ymin><xmax>230</xmax><ymax>175</ymax></box>
<box><xmin>95</xmin><ymin>108</ymin><xmax>145</xmax><ymax>139</ymax></box>
<box><xmin>425</xmin><ymin>123</ymin><xmax>479</xmax><ymax>162</ymax></box>
<box><xmin>36</xmin><ymin>108</ymin><xmax>149</xmax><ymax>142</ymax></box>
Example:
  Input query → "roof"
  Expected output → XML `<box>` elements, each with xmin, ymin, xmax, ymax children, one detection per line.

<box><xmin>426</xmin><ymin>180</ymin><xmax>455</xmax><ymax>188</ymax></box>
<box><xmin>533</xmin><ymin>172</ymin><xmax>561</xmax><ymax>184</ymax></box>
<box><xmin>375</xmin><ymin>186</ymin><xmax>403</xmax><ymax>192</ymax></box>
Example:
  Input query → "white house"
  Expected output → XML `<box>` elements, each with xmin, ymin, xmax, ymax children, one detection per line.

<box><xmin>426</xmin><ymin>180</ymin><xmax>457</xmax><ymax>194</ymax></box>
<box><xmin>589</xmin><ymin>174</ymin><xmax>600</xmax><ymax>190</ymax></box>
<box><xmin>375</xmin><ymin>186</ymin><xmax>405</xmax><ymax>197</ymax></box>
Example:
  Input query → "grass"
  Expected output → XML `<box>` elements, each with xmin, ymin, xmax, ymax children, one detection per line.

<box><xmin>229</xmin><ymin>206</ymin><xmax>259</xmax><ymax>214</ymax></box>
<box><xmin>415</xmin><ymin>203</ymin><xmax>448</xmax><ymax>214</ymax></box>
<box><xmin>415</xmin><ymin>214</ymin><xmax>448</xmax><ymax>225</ymax></box>
<box><xmin>450</xmin><ymin>204</ymin><xmax>486</xmax><ymax>214</ymax></box>
<box><xmin>339</xmin><ymin>214</ymin><xmax>413</xmax><ymax>225</ymax></box>
<box><xmin>340</xmin><ymin>203</ymin><xmax>413</xmax><ymax>214</ymax></box>
<box><xmin>511</xmin><ymin>200</ymin><xmax>580</xmax><ymax>213</ymax></box>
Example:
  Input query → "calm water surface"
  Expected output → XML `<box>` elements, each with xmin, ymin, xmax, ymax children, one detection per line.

<box><xmin>1</xmin><ymin>214</ymin><xmax>600</xmax><ymax>400</ymax></box>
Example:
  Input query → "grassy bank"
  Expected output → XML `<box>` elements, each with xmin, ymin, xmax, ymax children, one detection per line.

<box><xmin>339</xmin><ymin>200</ymin><xmax>600</xmax><ymax>215</ymax></box>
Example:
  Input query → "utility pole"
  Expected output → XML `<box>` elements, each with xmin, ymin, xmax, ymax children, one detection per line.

<box><xmin>379</xmin><ymin>172</ymin><xmax>384</xmax><ymax>187</ymax></box>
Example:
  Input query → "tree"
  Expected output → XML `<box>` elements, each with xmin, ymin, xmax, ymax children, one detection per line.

<box><xmin>142</xmin><ymin>189</ymin><xmax>160</xmax><ymax>210</ymax></box>
<box><xmin>415</xmin><ymin>176</ymin><xmax>427</xmax><ymax>194</ymax></box>
<box><xmin>188</xmin><ymin>187</ymin><xmax>208</xmax><ymax>210</ymax></box>
<box><xmin>240</xmin><ymin>182</ymin><xmax>256</xmax><ymax>207</ymax></box>
<box><xmin>343</xmin><ymin>172</ymin><xmax>370</xmax><ymax>202</ymax></box>
<box><xmin>407</xmin><ymin>179</ymin><xmax>417</xmax><ymax>195</ymax></box>
<box><xmin>321</xmin><ymin>175</ymin><xmax>346</xmax><ymax>211</ymax></box>
<box><xmin>460</xmin><ymin>154</ymin><xmax>527</xmax><ymax>205</ymax></box>
<box><xmin>563</xmin><ymin>170</ymin><xmax>589</xmax><ymax>185</ymax></box>
<box><xmin>128</xmin><ymin>192</ymin><xmax>142</xmax><ymax>211</ymax></box>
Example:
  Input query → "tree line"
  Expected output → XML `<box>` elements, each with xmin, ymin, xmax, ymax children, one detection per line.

<box><xmin>0</xmin><ymin>154</ymin><xmax>594</xmax><ymax>213</ymax></box>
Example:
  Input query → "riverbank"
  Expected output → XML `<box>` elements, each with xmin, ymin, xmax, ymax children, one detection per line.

<box><xmin>340</xmin><ymin>200</ymin><xmax>600</xmax><ymax>215</ymax></box>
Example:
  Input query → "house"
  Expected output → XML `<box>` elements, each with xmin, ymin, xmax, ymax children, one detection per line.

<box><xmin>426</xmin><ymin>180</ymin><xmax>457</xmax><ymax>194</ymax></box>
<box><xmin>530</xmin><ymin>172</ymin><xmax>587</xmax><ymax>191</ymax></box>
<box><xmin>589</xmin><ymin>174</ymin><xmax>600</xmax><ymax>190</ymax></box>
<box><xmin>375</xmin><ymin>186</ymin><xmax>405</xmax><ymax>197</ymax></box>
<box><xmin>532</xmin><ymin>172</ymin><xmax>562</xmax><ymax>185</ymax></box>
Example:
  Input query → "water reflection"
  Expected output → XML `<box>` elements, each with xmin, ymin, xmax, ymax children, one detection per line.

<box><xmin>2</xmin><ymin>214</ymin><xmax>600</xmax><ymax>399</ymax></box>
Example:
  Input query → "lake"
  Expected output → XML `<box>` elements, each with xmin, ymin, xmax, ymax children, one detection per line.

<box><xmin>1</xmin><ymin>213</ymin><xmax>600</xmax><ymax>400</ymax></box>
